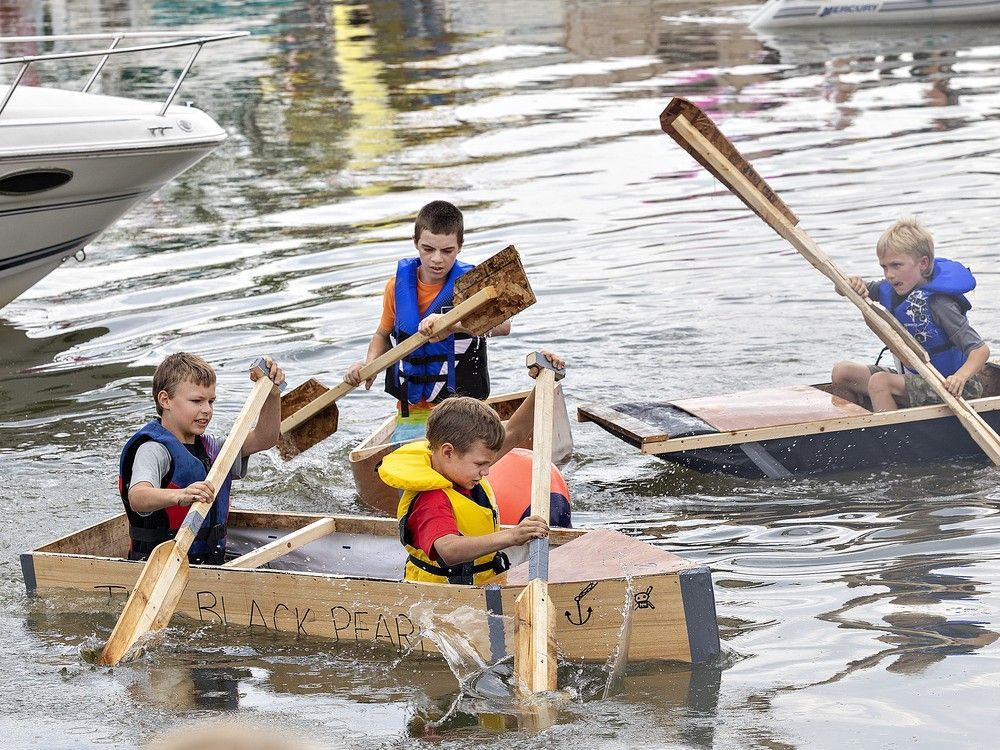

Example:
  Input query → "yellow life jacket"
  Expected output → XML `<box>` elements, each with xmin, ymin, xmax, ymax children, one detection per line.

<box><xmin>379</xmin><ymin>440</ymin><xmax>508</xmax><ymax>585</ymax></box>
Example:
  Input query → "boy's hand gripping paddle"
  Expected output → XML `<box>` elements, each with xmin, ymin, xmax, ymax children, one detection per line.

<box><xmin>514</xmin><ymin>352</ymin><xmax>565</xmax><ymax>694</ymax></box>
<box><xmin>659</xmin><ymin>97</ymin><xmax>1000</xmax><ymax>466</ymax></box>
<box><xmin>277</xmin><ymin>245</ymin><xmax>535</xmax><ymax>459</ymax></box>
<box><xmin>97</xmin><ymin>358</ymin><xmax>284</xmax><ymax>666</ymax></box>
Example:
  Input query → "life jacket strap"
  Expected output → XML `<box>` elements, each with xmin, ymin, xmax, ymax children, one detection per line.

<box><xmin>406</xmin><ymin>354</ymin><xmax>449</xmax><ymax>365</ymax></box>
<box><xmin>406</xmin><ymin>551</ymin><xmax>509</xmax><ymax>585</ymax></box>
<box><xmin>405</xmin><ymin>373</ymin><xmax>449</xmax><ymax>385</ymax></box>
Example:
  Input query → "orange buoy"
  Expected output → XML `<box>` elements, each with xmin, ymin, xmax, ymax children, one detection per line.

<box><xmin>488</xmin><ymin>447</ymin><xmax>571</xmax><ymax>528</ymax></box>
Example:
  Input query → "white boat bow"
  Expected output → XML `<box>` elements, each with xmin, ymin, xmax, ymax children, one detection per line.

<box><xmin>0</xmin><ymin>31</ymin><xmax>247</xmax><ymax>309</ymax></box>
<box><xmin>750</xmin><ymin>0</ymin><xmax>1000</xmax><ymax>28</ymax></box>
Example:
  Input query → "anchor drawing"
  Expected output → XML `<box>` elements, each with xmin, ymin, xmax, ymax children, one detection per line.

<box><xmin>565</xmin><ymin>581</ymin><xmax>597</xmax><ymax>626</ymax></box>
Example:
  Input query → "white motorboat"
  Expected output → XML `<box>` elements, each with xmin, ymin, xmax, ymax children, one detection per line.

<box><xmin>750</xmin><ymin>0</ymin><xmax>1000</xmax><ymax>28</ymax></box>
<box><xmin>0</xmin><ymin>31</ymin><xmax>246</xmax><ymax>309</ymax></box>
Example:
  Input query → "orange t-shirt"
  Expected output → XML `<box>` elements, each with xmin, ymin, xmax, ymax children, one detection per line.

<box><xmin>380</xmin><ymin>274</ymin><xmax>446</xmax><ymax>411</ymax></box>
<box><xmin>378</xmin><ymin>275</ymin><xmax>445</xmax><ymax>333</ymax></box>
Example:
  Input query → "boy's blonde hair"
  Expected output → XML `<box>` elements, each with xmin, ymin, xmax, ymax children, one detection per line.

<box><xmin>877</xmin><ymin>217</ymin><xmax>935</xmax><ymax>278</ymax></box>
<box><xmin>414</xmin><ymin>200</ymin><xmax>464</xmax><ymax>246</ymax></box>
<box><xmin>152</xmin><ymin>353</ymin><xmax>216</xmax><ymax>415</ymax></box>
<box><xmin>426</xmin><ymin>396</ymin><xmax>504</xmax><ymax>453</ymax></box>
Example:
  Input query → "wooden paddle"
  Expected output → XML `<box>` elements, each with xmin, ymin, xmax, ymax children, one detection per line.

<box><xmin>513</xmin><ymin>352</ymin><xmax>564</xmax><ymax>694</ymax></box>
<box><xmin>659</xmin><ymin>97</ymin><xmax>1000</xmax><ymax>466</ymax></box>
<box><xmin>97</xmin><ymin>358</ymin><xmax>283</xmax><ymax>666</ymax></box>
<box><xmin>277</xmin><ymin>245</ymin><xmax>535</xmax><ymax>459</ymax></box>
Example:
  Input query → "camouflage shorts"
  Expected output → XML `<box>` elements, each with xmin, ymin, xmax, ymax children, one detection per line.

<box><xmin>868</xmin><ymin>365</ymin><xmax>984</xmax><ymax>407</ymax></box>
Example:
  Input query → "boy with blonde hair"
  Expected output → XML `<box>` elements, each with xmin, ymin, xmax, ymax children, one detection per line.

<box><xmin>831</xmin><ymin>217</ymin><xmax>989</xmax><ymax>411</ymax></box>
<box><xmin>379</xmin><ymin>353</ymin><xmax>565</xmax><ymax>585</ymax></box>
<box><xmin>345</xmin><ymin>200</ymin><xmax>510</xmax><ymax>441</ymax></box>
<box><xmin>119</xmin><ymin>353</ymin><xmax>284</xmax><ymax>564</ymax></box>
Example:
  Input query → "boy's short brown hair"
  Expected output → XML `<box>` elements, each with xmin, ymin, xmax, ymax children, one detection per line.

<box><xmin>426</xmin><ymin>396</ymin><xmax>504</xmax><ymax>453</ymax></box>
<box><xmin>414</xmin><ymin>200</ymin><xmax>464</xmax><ymax>246</ymax></box>
<box><xmin>877</xmin><ymin>217</ymin><xmax>935</xmax><ymax>278</ymax></box>
<box><xmin>152</xmin><ymin>353</ymin><xmax>216</xmax><ymax>415</ymax></box>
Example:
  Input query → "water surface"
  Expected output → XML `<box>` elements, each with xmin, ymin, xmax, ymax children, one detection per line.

<box><xmin>1</xmin><ymin>1</ymin><xmax>999</xmax><ymax>748</ymax></box>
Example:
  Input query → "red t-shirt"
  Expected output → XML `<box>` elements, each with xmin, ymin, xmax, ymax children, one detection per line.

<box><xmin>406</xmin><ymin>488</ymin><xmax>462</xmax><ymax>561</ymax></box>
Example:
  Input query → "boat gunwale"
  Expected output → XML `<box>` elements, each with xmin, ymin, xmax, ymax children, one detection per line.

<box><xmin>579</xmin><ymin>388</ymin><xmax>1000</xmax><ymax>456</ymax></box>
<box><xmin>27</xmin><ymin>510</ymin><xmax>588</xmax><ymax>577</ymax></box>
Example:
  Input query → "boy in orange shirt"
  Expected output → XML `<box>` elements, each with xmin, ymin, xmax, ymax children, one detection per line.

<box><xmin>345</xmin><ymin>200</ymin><xmax>510</xmax><ymax>441</ymax></box>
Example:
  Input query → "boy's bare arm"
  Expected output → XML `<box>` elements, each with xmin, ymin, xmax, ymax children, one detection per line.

<box><xmin>499</xmin><ymin>350</ymin><xmax>566</xmax><ymax>459</ymax></box>
<box><xmin>945</xmin><ymin>343</ymin><xmax>990</xmax><ymax>396</ymax></box>
<box><xmin>127</xmin><ymin>480</ymin><xmax>215</xmax><ymax>513</ymax></box>
<box><xmin>345</xmin><ymin>328</ymin><xmax>392</xmax><ymax>388</ymax></box>
<box><xmin>416</xmin><ymin>316</ymin><xmax>511</xmax><ymax>341</ymax></box>
<box><xmin>433</xmin><ymin>515</ymin><xmax>548</xmax><ymax>567</ymax></box>
<box><xmin>242</xmin><ymin>357</ymin><xmax>285</xmax><ymax>456</ymax></box>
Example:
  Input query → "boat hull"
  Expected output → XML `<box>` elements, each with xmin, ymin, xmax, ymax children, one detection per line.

<box><xmin>666</xmin><ymin>408</ymin><xmax>1000</xmax><ymax>479</ymax></box>
<box><xmin>750</xmin><ymin>0</ymin><xmax>1000</xmax><ymax>28</ymax></box>
<box><xmin>579</xmin><ymin>366</ymin><xmax>1000</xmax><ymax>479</ymax></box>
<box><xmin>350</xmin><ymin>388</ymin><xmax>574</xmax><ymax>516</ymax></box>
<box><xmin>0</xmin><ymin>87</ymin><xmax>226</xmax><ymax>306</ymax></box>
<box><xmin>21</xmin><ymin>511</ymin><xmax>719</xmax><ymax>665</ymax></box>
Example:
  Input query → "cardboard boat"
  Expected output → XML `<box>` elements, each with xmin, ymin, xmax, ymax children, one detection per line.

<box><xmin>21</xmin><ymin>510</ymin><xmax>719</xmax><ymax>665</ymax></box>
<box><xmin>579</xmin><ymin>363</ymin><xmax>1000</xmax><ymax>479</ymax></box>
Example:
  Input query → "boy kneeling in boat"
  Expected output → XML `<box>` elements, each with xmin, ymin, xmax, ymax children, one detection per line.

<box><xmin>831</xmin><ymin>217</ymin><xmax>990</xmax><ymax>412</ymax></box>
<box><xmin>344</xmin><ymin>200</ymin><xmax>511</xmax><ymax>443</ymax></box>
<box><xmin>119</xmin><ymin>353</ymin><xmax>285</xmax><ymax>564</ymax></box>
<box><xmin>378</xmin><ymin>353</ymin><xmax>564</xmax><ymax>585</ymax></box>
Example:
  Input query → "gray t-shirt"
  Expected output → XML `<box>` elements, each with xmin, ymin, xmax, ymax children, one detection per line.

<box><xmin>129</xmin><ymin>435</ymin><xmax>249</xmax><ymax>516</ymax></box>
<box><xmin>867</xmin><ymin>280</ymin><xmax>984</xmax><ymax>355</ymax></box>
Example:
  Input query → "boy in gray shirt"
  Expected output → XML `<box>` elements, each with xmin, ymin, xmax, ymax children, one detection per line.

<box><xmin>830</xmin><ymin>217</ymin><xmax>989</xmax><ymax>411</ymax></box>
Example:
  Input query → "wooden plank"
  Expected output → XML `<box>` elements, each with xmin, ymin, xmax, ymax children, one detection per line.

<box><xmin>642</xmin><ymin>395</ymin><xmax>1000</xmax><ymax>455</ymax></box>
<box><xmin>577</xmin><ymin>402</ymin><xmax>669</xmax><ymax>445</ymax></box>
<box><xmin>514</xmin><ymin>580</ymin><xmax>557</xmax><ymax>692</ymax></box>
<box><xmin>673</xmin><ymin>384</ymin><xmax>871</xmax><ymax>432</ymax></box>
<box><xmin>222</xmin><ymin>517</ymin><xmax>337</xmax><ymax>570</ymax></box>
<box><xmin>35</xmin><ymin>513</ymin><xmax>128</xmax><ymax>556</ymax></box>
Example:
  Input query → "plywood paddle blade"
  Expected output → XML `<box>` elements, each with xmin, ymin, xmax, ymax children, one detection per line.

<box><xmin>454</xmin><ymin>245</ymin><xmax>535</xmax><ymax>336</ymax></box>
<box><xmin>278</xmin><ymin>378</ymin><xmax>339</xmax><ymax>459</ymax></box>
<box><xmin>660</xmin><ymin>98</ymin><xmax>799</xmax><ymax>228</ymax></box>
<box><xmin>98</xmin><ymin>541</ymin><xmax>188</xmax><ymax>666</ymax></box>
<box><xmin>514</xmin><ymin>579</ymin><xmax>557</xmax><ymax>694</ymax></box>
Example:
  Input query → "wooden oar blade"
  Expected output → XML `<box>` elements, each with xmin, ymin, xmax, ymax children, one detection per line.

<box><xmin>660</xmin><ymin>97</ymin><xmax>799</xmax><ymax>229</ymax></box>
<box><xmin>514</xmin><ymin>579</ymin><xmax>557</xmax><ymax>693</ymax></box>
<box><xmin>97</xmin><ymin>541</ymin><xmax>189</xmax><ymax>666</ymax></box>
<box><xmin>278</xmin><ymin>378</ymin><xmax>340</xmax><ymax>459</ymax></box>
<box><xmin>454</xmin><ymin>245</ymin><xmax>535</xmax><ymax>336</ymax></box>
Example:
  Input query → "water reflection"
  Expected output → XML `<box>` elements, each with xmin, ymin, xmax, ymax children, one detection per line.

<box><xmin>818</xmin><ymin>553</ymin><xmax>998</xmax><ymax>681</ymax></box>
<box><xmin>0</xmin><ymin>322</ymin><xmax>115</xmax><ymax>428</ymax></box>
<box><xmin>132</xmin><ymin>665</ymin><xmax>250</xmax><ymax>711</ymax></box>
<box><xmin>5</xmin><ymin>0</ymin><xmax>1000</xmax><ymax>747</ymax></box>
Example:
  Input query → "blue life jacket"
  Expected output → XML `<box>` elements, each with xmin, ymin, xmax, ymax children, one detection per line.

<box><xmin>385</xmin><ymin>257</ymin><xmax>489</xmax><ymax>413</ymax></box>
<box><xmin>877</xmin><ymin>257</ymin><xmax>975</xmax><ymax>377</ymax></box>
<box><xmin>118</xmin><ymin>419</ymin><xmax>233</xmax><ymax>564</ymax></box>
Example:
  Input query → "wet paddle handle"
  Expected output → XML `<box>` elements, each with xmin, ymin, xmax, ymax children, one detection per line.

<box><xmin>279</xmin><ymin>286</ymin><xmax>499</xmax><ymax>433</ymax></box>
<box><xmin>175</xmin><ymin>357</ymin><xmax>284</xmax><ymax>551</ymax></box>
